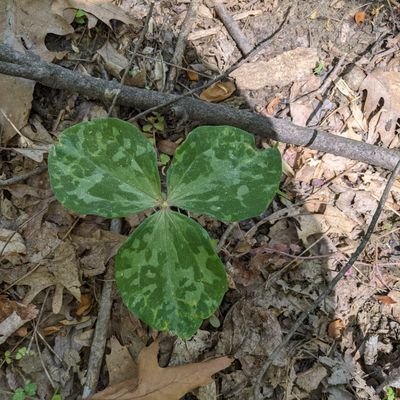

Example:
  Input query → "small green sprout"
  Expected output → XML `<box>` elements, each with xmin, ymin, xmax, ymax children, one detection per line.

<box><xmin>314</xmin><ymin>59</ymin><xmax>325</xmax><ymax>75</ymax></box>
<box><xmin>74</xmin><ymin>9</ymin><xmax>87</xmax><ymax>25</ymax></box>
<box><xmin>384</xmin><ymin>387</ymin><xmax>396</xmax><ymax>400</ymax></box>
<box><xmin>12</xmin><ymin>381</ymin><xmax>37</xmax><ymax>400</ymax></box>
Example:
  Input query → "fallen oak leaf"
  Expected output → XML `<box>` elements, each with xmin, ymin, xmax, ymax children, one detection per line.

<box><xmin>91</xmin><ymin>339</ymin><xmax>232</xmax><ymax>400</ymax></box>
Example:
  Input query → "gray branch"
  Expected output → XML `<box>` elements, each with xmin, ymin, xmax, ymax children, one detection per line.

<box><xmin>0</xmin><ymin>44</ymin><xmax>399</xmax><ymax>171</ymax></box>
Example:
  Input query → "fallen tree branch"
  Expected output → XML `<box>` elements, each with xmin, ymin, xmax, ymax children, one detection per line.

<box><xmin>0</xmin><ymin>44</ymin><xmax>399</xmax><ymax>170</ymax></box>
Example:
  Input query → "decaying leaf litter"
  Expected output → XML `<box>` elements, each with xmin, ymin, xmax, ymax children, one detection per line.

<box><xmin>1</xmin><ymin>0</ymin><xmax>400</xmax><ymax>399</ymax></box>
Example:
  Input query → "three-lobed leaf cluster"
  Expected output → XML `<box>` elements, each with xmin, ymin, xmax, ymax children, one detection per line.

<box><xmin>48</xmin><ymin>118</ymin><xmax>282</xmax><ymax>338</ymax></box>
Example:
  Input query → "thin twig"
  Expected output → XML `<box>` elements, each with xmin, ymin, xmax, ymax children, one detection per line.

<box><xmin>253</xmin><ymin>159</ymin><xmax>400</xmax><ymax>400</ymax></box>
<box><xmin>213</xmin><ymin>0</ymin><xmax>253</xmax><ymax>56</ymax></box>
<box><xmin>217</xmin><ymin>223</ymin><xmax>237</xmax><ymax>252</ymax></box>
<box><xmin>82</xmin><ymin>218</ymin><xmax>121</xmax><ymax>398</ymax></box>
<box><xmin>0</xmin><ymin>165</ymin><xmax>47</xmax><ymax>186</ymax></box>
<box><xmin>107</xmin><ymin>2</ymin><xmax>154</xmax><ymax>116</ymax></box>
<box><xmin>129</xmin><ymin>6</ymin><xmax>291</xmax><ymax>122</ymax></box>
<box><xmin>166</xmin><ymin>0</ymin><xmax>201</xmax><ymax>92</ymax></box>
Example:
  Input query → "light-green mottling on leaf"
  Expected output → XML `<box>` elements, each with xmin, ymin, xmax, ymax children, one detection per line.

<box><xmin>167</xmin><ymin>125</ymin><xmax>282</xmax><ymax>222</ymax></box>
<box><xmin>115</xmin><ymin>210</ymin><xmax>227</xmax><ymax>338</ymax></box>
<box><xmin>48</xmin><ymin>118</ymin><xmax>162</xmax><ymax>217</ymax></box>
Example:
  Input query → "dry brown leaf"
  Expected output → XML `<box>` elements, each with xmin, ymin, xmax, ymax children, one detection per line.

<box><xmin>92</xmin><ymin>339</ymin><xmax>232</xmax><ymax>400</ymax></box>
<box><xmin>354</xmin><ymin>11</ymin><xmax>366</xmax><ymax>25</ymax></box>
<box><xmin>360</xmin><ymin>71</ymin><xmax>400</xmax><ymax>146</ymax></box>
<box><xmin>74</xmin><ymin>293</ymin><xmax>93</xmax><ymax>317</ymax></box>
<box><xmin>199</xmin><ymin>81</ymin><xmax>236</xmax><ymax>102</ymax></box>
<box><xmin>328</xmin><ymin>319</ymin><xmax>346</xmax><ymax>339</ymax></box>
<box><xmin>376</xmin><ymin>295</ymin><xmax>397</xmax><ymax>305</ymax></box>
<box><xmin>187</xmin><ymin>70</ymin><xmax>200</xmax><ymax>81</ymax></box>
<box><xmin>52</xmin><ymin>0</ymin><xmax>138</xmax><ymax>29</ymax></box>
<box><xmin>158</xmin><ymin>139</ymin><xmax>178</xmax><ymax>156</ymax></box>
<box><xmin>0</xmin><ymin>0</ymin><xmax>73</xmax><ymax>144</ymax></box>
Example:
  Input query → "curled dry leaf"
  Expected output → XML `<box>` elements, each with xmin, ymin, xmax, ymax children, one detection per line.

<box><xmin>97</xmin><ymin>41</ymin><xmax>129</xmax><ymax>79</ymax></box>
<box><xmin>91</xmin><ymin>339</ymin><xmax>232</xmax><ymax>400</ymax></box>
<box><xmin>328</xmin><ymin>319</ymin><xmax>346</xmax><ymax>340</ymax></box>
<box><xmin>199</xmin><ymin>81</ymin><xmax>236</xmax><ymax>102</ymax></box>
<box><xmin>354</xmin><ymin>11</ymin><xmax>366</xmax><ymax>25</ymax></box>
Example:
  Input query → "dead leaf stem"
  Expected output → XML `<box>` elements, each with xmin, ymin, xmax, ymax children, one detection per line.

<box><xmin>1</xmin><ymin>41</ymin><xmax>400</xmax><ymax>171</ymax></box>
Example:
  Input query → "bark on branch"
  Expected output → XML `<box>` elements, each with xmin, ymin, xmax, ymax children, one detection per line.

<box><xmin>0</xmin><ymin>44</ymin><xmax>399</xmax><ymax>171</ymax></box>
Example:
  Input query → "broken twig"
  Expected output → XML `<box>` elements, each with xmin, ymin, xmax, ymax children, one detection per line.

<box><xmin>0</xmin><ymin>44</ymin><xmax>399</xmax><ymax>171</ymax></box>
<box><xmin>213</xmin><ymin>0</ymin><xmax>253</xmax><ymax>56</ymax></box>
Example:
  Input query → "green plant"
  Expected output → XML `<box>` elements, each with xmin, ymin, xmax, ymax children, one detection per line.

<box><xmin>48</xmin><ymin>119</ymin><xmax>282</xmax><ymax>338</ymax></box>
<box><xmin>12</xmin><ymin>380</ymin><xmax>37</xmax><ymax>400</ymax></box>
<box><xmin>142</xmin><ymin>112</ymin><xmax>165</xmax><ymax>133</ymax></box>
<box><xmin>384</xmin><ymin>387</ymin><xmax>396</xmax><ymax>400</ymax></box>
<box><xmin>74</xmin><ymin>9</ymin><xmax>87</xmax><ymax>25</ymax></box>
<box><xmin>4</xmin><ymin>347</ymin><xmax>28</xmax><ymax>364</ymax></box>
<box><xmin>313</xmin><ymin>59</ymin><xmax>325</xmax><ymax>76</ymax></box>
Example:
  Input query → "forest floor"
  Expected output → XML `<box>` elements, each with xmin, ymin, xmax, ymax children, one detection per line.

<box><xmin>1</xmin><ymin>0</ymin><xmax>400</xmax><ymax>399</ymax></box>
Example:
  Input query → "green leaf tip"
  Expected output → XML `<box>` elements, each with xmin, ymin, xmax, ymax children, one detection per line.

<box><xmin>167</xmin><ymin>125</ymin><xmax>282</xmax><ymax>222</ymax></box>
<box><xmin>115</xmin><ymin>210</ymin><xmax>228</xmax><ymax>338</ymax></box>
<box><xmin>48</xmin><ymin>118</ymin><xmax>162</xmax><ymax>218</ymax></box>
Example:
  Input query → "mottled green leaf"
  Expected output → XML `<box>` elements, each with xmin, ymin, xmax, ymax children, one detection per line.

<box><xmin>48</xmin><ymin>118</ymin><xmax>162</xmax><ymax>217</ymax></box>
<box><xmin>167</xmin><ymin>125</ymin><xmax>282</xmax><ymax>222</ymax></box>
<box><xmin>115</xmin><ymin>210</ymin><xmax>227</xmax><ymax>338</ymax></box>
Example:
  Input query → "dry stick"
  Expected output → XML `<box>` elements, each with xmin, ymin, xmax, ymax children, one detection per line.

<box><xmin>107</xmin><ymin>2</ymin><xmax>154</xmax><ymax>116</ymax></box>
<box><xmin>213</xmin><ymin>0</ymin><xmax>253</xmax><ymax>56</ymax></box>
<box><xmin>166</xmin><ymin>0</ymin><xmax>201</xmax><ymax>92</ymax></box>
<box><xmin>0</xmin><ymin>164</ymin><xmax>47</xmax><ymax>186</ymax></box>
<box><xmin>1</xmin><ymin>46</ymin><xmax>400</xmax><ymax>171</ymax></box>
<box><xmin>252</xmin><ymin>159</ymin><xmax>400</xmax><ymax>400</ymax></box>
<box><xmin>129</xmin><ymin>6</ymin><xmax>291</xmax><ymax>122</ymax></box>
<box><xmin>82</xmin><ymin>218</ymin><xmax>122</xmax><ymax>399</ymax></box>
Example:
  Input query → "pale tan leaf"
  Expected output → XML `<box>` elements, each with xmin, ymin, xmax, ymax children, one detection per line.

<box><xmin>0</xmin><ymin>229</ymin><xmax>26</xmax><ymax>256</ymax></box>
<box><xmin>0</xmin><ymin>0</ymin><xmax>73</xmax><ymax>144</ymax></box>
<box><xmin>199</xmin><ymin>81</ymin><xmax>235</xmax><ymax>102</ymax></box>
<box><xmin>97</xmin><ymin>41</ymin><xmax>129</xmax><ymax>78</ymax></box>
<box><xmin>92</xmin><ymin>339</ymin><xmax>232</xmax><ymax>400</ymax></box>
<box><xmin>106</xmin><ymin>337</ymin><xmax>138</xmax><ymax>385</ymax></box>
